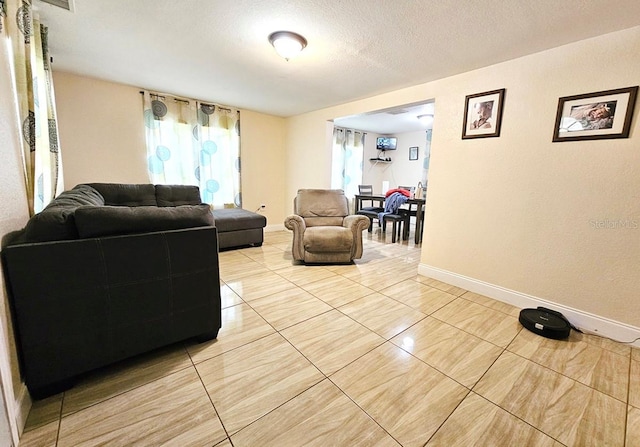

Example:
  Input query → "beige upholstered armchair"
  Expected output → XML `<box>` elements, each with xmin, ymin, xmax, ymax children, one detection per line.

<box><xmin>284</xmin><ymin>189</ymin><xmax>370</xmax><ymax>263</ymax></box>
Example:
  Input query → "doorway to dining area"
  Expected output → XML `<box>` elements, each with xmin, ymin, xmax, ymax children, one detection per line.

<box><xmin>331</xmin><ymin>100</ymin><xmax>434</xmax><ymax>198</ymax></box>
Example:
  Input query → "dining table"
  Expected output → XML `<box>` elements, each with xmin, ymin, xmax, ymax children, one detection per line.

<box><xmin>355</xmin><ymin>194</ymin><xmax>426</xmax><ymax>244</ymax></box>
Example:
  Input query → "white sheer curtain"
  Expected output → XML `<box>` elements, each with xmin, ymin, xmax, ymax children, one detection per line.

<box><xmin>142</xmin><ymin>91</ymin><xmax>241</xmax><ymax>208</ymax></box>
<box><xmin>331</xmin><ymin>127</ymin><xmax>364</xmax><ymax>198</ymax></box>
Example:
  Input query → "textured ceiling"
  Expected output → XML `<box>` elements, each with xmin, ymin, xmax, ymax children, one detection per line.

<box><xmin>35</xmin><ymin>0</ymin><xmax>640</xmax><ymax>124</ymax></box>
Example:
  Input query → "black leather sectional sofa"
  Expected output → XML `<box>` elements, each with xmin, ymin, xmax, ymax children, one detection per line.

<box><xmin>1</xmin><ymin>183</ymin><xmax>223</xmax><ymax>399</ymax></box>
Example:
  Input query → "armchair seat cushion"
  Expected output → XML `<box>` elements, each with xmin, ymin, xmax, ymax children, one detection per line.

<box><xmin>304</xmin><ymin>226</ymin><xmax>353</xmax><ymax>253</ymax></box>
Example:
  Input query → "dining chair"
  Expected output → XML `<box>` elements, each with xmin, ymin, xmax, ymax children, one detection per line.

<box><xmin>381</xmin><ymin>210</ymin><xmax>410</xmax><ymax>243</ymax></box>
<box><xmin>397</xmin><ymin>185</ymin><xmax>423</xmax><ymax>236</ymax></box>
<box><xmin>356</xmin><ymin>184</ymin><xmax>383</xmax><ymax>232</ymax></box>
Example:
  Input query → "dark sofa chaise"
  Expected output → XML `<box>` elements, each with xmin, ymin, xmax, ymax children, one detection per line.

<box><xmin>1</xmin><ymin>183</ymin><xmax>222</xmax><ymax>399</ymax></box>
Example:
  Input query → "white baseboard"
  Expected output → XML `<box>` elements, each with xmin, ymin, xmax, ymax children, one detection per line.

<box><xmin>14</xmin><ymin>383</ymin><xmax>30</xmax><ymax>439</ymax></box>
<box><xmin>418</xmin><ymin>263</ymin><xmax>640</xmax><ymax>348</ymax></box>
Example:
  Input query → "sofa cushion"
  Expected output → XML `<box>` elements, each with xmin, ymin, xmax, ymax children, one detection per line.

<box><xmin>74</xmin><ymin>205</ymin><xmax>214</xmax><ymax>238</ymax></box>
<box><xmin>22</xmin><ymin>185</ymin><xmax>105</xmax><ymax>242</ymax></box>
<box><xmin>155</xmin><ymin>185</ymin><xmax>202</xmax><ymax>206</ymax></box>
<box><xmin>211</xmin><ymin>208</ymin><xmax>267</xmax><ymax>233</ymax></box>
<box><xmin>83</xmin><ymin>183</ymin><xmax>157</xmax><ymax>206</ymax></box>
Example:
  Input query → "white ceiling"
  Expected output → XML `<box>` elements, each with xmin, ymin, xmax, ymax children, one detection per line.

<box><xmin>35</xmin><ymin>0</ymin><xmax>640</xmax><ymax>134</ymax></box>
<box><xmin>334</xmin><ymin>101</ymin><xmax>435</xmax><ymax>134</ymax></box>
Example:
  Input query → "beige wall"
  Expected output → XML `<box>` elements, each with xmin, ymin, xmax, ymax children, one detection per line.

<box><xmin>0</xmin><ymin>46</ymin><xmax>32</xmax><ymax>442</ymax></box>
<box><xmin>423</xmin><ymin>27</ymin><xmax>640</xmax><ymax>329</ymax></box>
<box><xmin>285</xmin><ymin>26</ymin><xmax>640</xmax><ymax>331</ymax></box>
<box><xmin>237</xmin><ymin>110</ymin><xmax>287</xmax><ymax>226</ymax></box>
<box><xmin>53</xmin><ymin>72</ymin><xmax>287</xmax><ymax>228</ymax></box>
<box><xmin>363</xmin><ymin>130</ymin><xmax>426</xmax><ymax>194</ymax></box>
<box><xmin>54</xmin><ymin>73</ymin><xmax>149</xmax><ymax>186</ymax></box>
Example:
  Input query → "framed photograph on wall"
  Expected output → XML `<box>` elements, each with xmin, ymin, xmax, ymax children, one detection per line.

<box><xmin>462</xmin><ymin>88</ymin><xmax>505</xmax><ymax>139</ymax></box>
<box><xmin>552</xmin><ymin>86</ymin><xmax>638</xmax><ymax>142</ymax></box>
<box><xmin>409</xmin><ymin>146</ymin><xmax>418</xmax><ymax>160</ymax></box>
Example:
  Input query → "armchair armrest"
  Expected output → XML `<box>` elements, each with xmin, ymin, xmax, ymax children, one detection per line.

<box><xmin>343</xmin><ymin>215</ymin><xmax>370</xmax><ymax>259</ymax></box>
<box><xmin>284</xmin><ymin>214</ymin><xmax>306</xmax><ymax>261</ymax></box>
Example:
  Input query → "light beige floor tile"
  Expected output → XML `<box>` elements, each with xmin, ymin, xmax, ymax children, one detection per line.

<box><xmin>414</xmin><ymin>276</ymin><xmax>467</xmax><ymax>296</ymax></box>
<box><xmin>197</xmin><ymin>333</ymin><xmax>324</xmax><ymax>434</ymax></box>
<box><xmin>392</xmin><ymin>317</ymin><xmax>503</xmax><ymax>388</ymax></box>
<box><xmin>474</xmin><ymin>351</ymin><xmax>626</xmax><ymax>446</ymax></box>
<box><xmin>217</xmin><ymin>249</ymin><xmax>250</xmax><ymax>263</ymax></box>
<box><xmin>508</xmin><ymin>327</ymin><xmax>630</xmax><ymax>401</ymax></box>
<box><xmin>627</xmin><ymin>405</ymin><xmax>640</xmax><ymax>447</ymax></box>
<box><xmin>263</xmin><ymin>230</ymin><xmax>292</xmax><ymax>245</ymax></box>
<box><xmin>432</xmin><ymin>298</ymin><xmax>521</xmax><ymax>348</ymax></box>
<box><xmin>460</xmin><ymin>291</ymin><xmax>520</xmax><ymax>317</ymax></box>
<box><xmin>344</xmin><ymin>268</ymin><xmax>416</xmax><ymax>291</ymax></box>
<box><xmin>62</xmin><ymin>344</ymin><xmax>193</xmax><ymax>416</ymax></box>
<box><xmin>57</xmin><ymin>368</ymin><xmax>225</xmax><ymax>447</ymax></box>
<box><xmin>251</xmin><ymin>250</ymin><xmax>294</xmax><ymax>270</ymax></box>
<box><xmin>380</xmin><ymin>280</ymin><xmax>457</xmax><ymax>315</ymax></box>
<box><xmin>301</xmin><ymin>275</ymin><xmax>376</xmax><ymax>307</ymax></box>
<box><xmin>374</xmin><ymin>254</ymin><xmax>419</xmax><ymax>269</ymax></box>
<box><xmin>19</xmin><ymin>420</ymin><xmax>58</xmax><ymax>447</ymax></box>
<box><xmin>321</xmin><ymin>261</ymin><xmax>365</xmax><ymax>275</ymax></box>
<box><xmin>339</xmin><ymin>262</ymin><xmax>386</xmax><ymax>281</ymax></box>
<box><xmin>220</xmin><ymin>282</ymin><xmax>243</xmax><ymax>308</ymax></box>
<box><xmin>186</xmin><ymin>303</ymin><xmax>276</xmax><ymax>364</ymax></box>
<box><xmin>30</xmin><ymin>231</ymin><xmax>635</xmax><ymax>446</ymax></box>
<box><xmin>426</xmin><ymin>392</ymin><xmax>561</xmax><ymax>446</ymax></box>
<box><xmin>218</xmin><ymin>257</ymin><xmax>270</xmax><ymax>282</ymax></box>
<box><xmin>630</xmin><ymin>358</ymin><xmax>640</xmax><ymax>408</ymax></box>
<box><xmin>338</xmin><ymin>292</ymin><xmax>427</xmax><ymax>339</ymax></box>
<box><xmin>281</xmin><ymin>309</ymin><xmax>384</xmax><ymax>376</ymax></box>
<box><xmin>332</xmin><ymin>343</ymin><xmax>468</xmax><ymax>446</ymax></box>
<box><xmin>241</xmin><ymin>243</ymin><xmax>284</xmax><ymax>260</ymax></box>
<box><xmin>574</xmin><ymin>331</ymin><xmax>632</xmax><ymax>357</ymax></box>
<box><xmin>230</xmin><ymin>379</ymin><xmax>400</xmax><ymax>447</ymax></box>
<box><xmin>249</xmin><ymin>287</ymin><xmax>333</xmax><ymax>331</ymax></box>
<box><xmin>226</xmin><ymin>270</ymin><xmax>297</xmax><ymax>301</ymax></box>
<box><xmin>271</xmin><ymin>264</ymin><xmax>338</xmax><ymax>286</ymax></box>
<box><xmin>24</xmin><ymin>393</ymin><xmax>62</xmax><ymax>431</ymax></box>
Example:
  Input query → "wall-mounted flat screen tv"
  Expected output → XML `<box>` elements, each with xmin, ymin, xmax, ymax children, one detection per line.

<box><xmin>376</xmin><ymin>137</ymin><xmax>397</xmax><ymax>151</ymax></box>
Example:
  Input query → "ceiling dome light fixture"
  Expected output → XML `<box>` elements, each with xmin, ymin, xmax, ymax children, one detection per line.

<box><xmin>268</xmin><ymin>31</ymin><xmax>307</xmax><ymax>61</ymax></box>
<box><xmin>417</xmin><ymin>114</ymin><xmax>434</xmax><ymax>126</ymax></box>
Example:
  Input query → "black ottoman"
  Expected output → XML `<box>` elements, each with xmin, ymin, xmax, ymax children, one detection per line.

<box><xmin>211</xmin><ymin>208</ymin><xmax>267</xmax><ymax>250</ymax></box>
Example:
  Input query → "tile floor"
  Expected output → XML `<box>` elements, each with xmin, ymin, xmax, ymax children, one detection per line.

<box><xmin>19</xmin><ymin>229</ymin><xmax>640</xmax><ymax>446</ymax></box>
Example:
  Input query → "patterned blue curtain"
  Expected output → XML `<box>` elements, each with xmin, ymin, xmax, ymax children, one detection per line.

<box><xmin>331</xmin><ymin>127</ymin><xmax>364</xmax><ymax>198</ymax></box>
<box><xmin>422</xmin><ymin>129</ymin><xmax>432</xmax><ymax>186</ymax></box>
<box><xmin>3</xmin><ymin>0</ymin><xmax>63</xmax><ymax>214</ymax></box>
<box><xmin>142</xmin><ymin>91</ymin><xmax>241</xmax><ymax>208</ymax></box>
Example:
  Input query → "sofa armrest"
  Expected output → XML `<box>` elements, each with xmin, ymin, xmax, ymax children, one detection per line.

<box><xmin>284</xmin><ymin>214</ymin><xmax>306</xmax><ymax>261</ymax></box>
<box><xmin>343</xmin><ymin>215</ymin><xmax>370</xmax><ymax>259</ymax></box>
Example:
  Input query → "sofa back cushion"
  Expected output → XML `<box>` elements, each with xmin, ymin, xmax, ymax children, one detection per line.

<box><xmin>155</xmin><ymin>185</ymin><xmax>202</xmax><ymax>206</ymax></box>
<box><xmin>83</xmin><ymin>183</ymin><xmax>157</xmax><ymax>206</ymax></box>
<box><xmin>74</xmin><ymin>204</ymin><xmax>214</xmax><ymax>238</ymax></box>
<box><xmin>22</xmin><ymin>185</ymin><xmax>105</xmax><ymax>242</ymax></box>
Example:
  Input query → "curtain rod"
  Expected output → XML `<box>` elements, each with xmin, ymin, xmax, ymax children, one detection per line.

<box><xmin>140</xmin><ymin>90</ymin><xmax>233</xmax><ymax>111</ymax></box>
<box><xmin>334</xmin><ymin>126</ymin><xmax>367</xmax><ymax>135</ymax></box>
